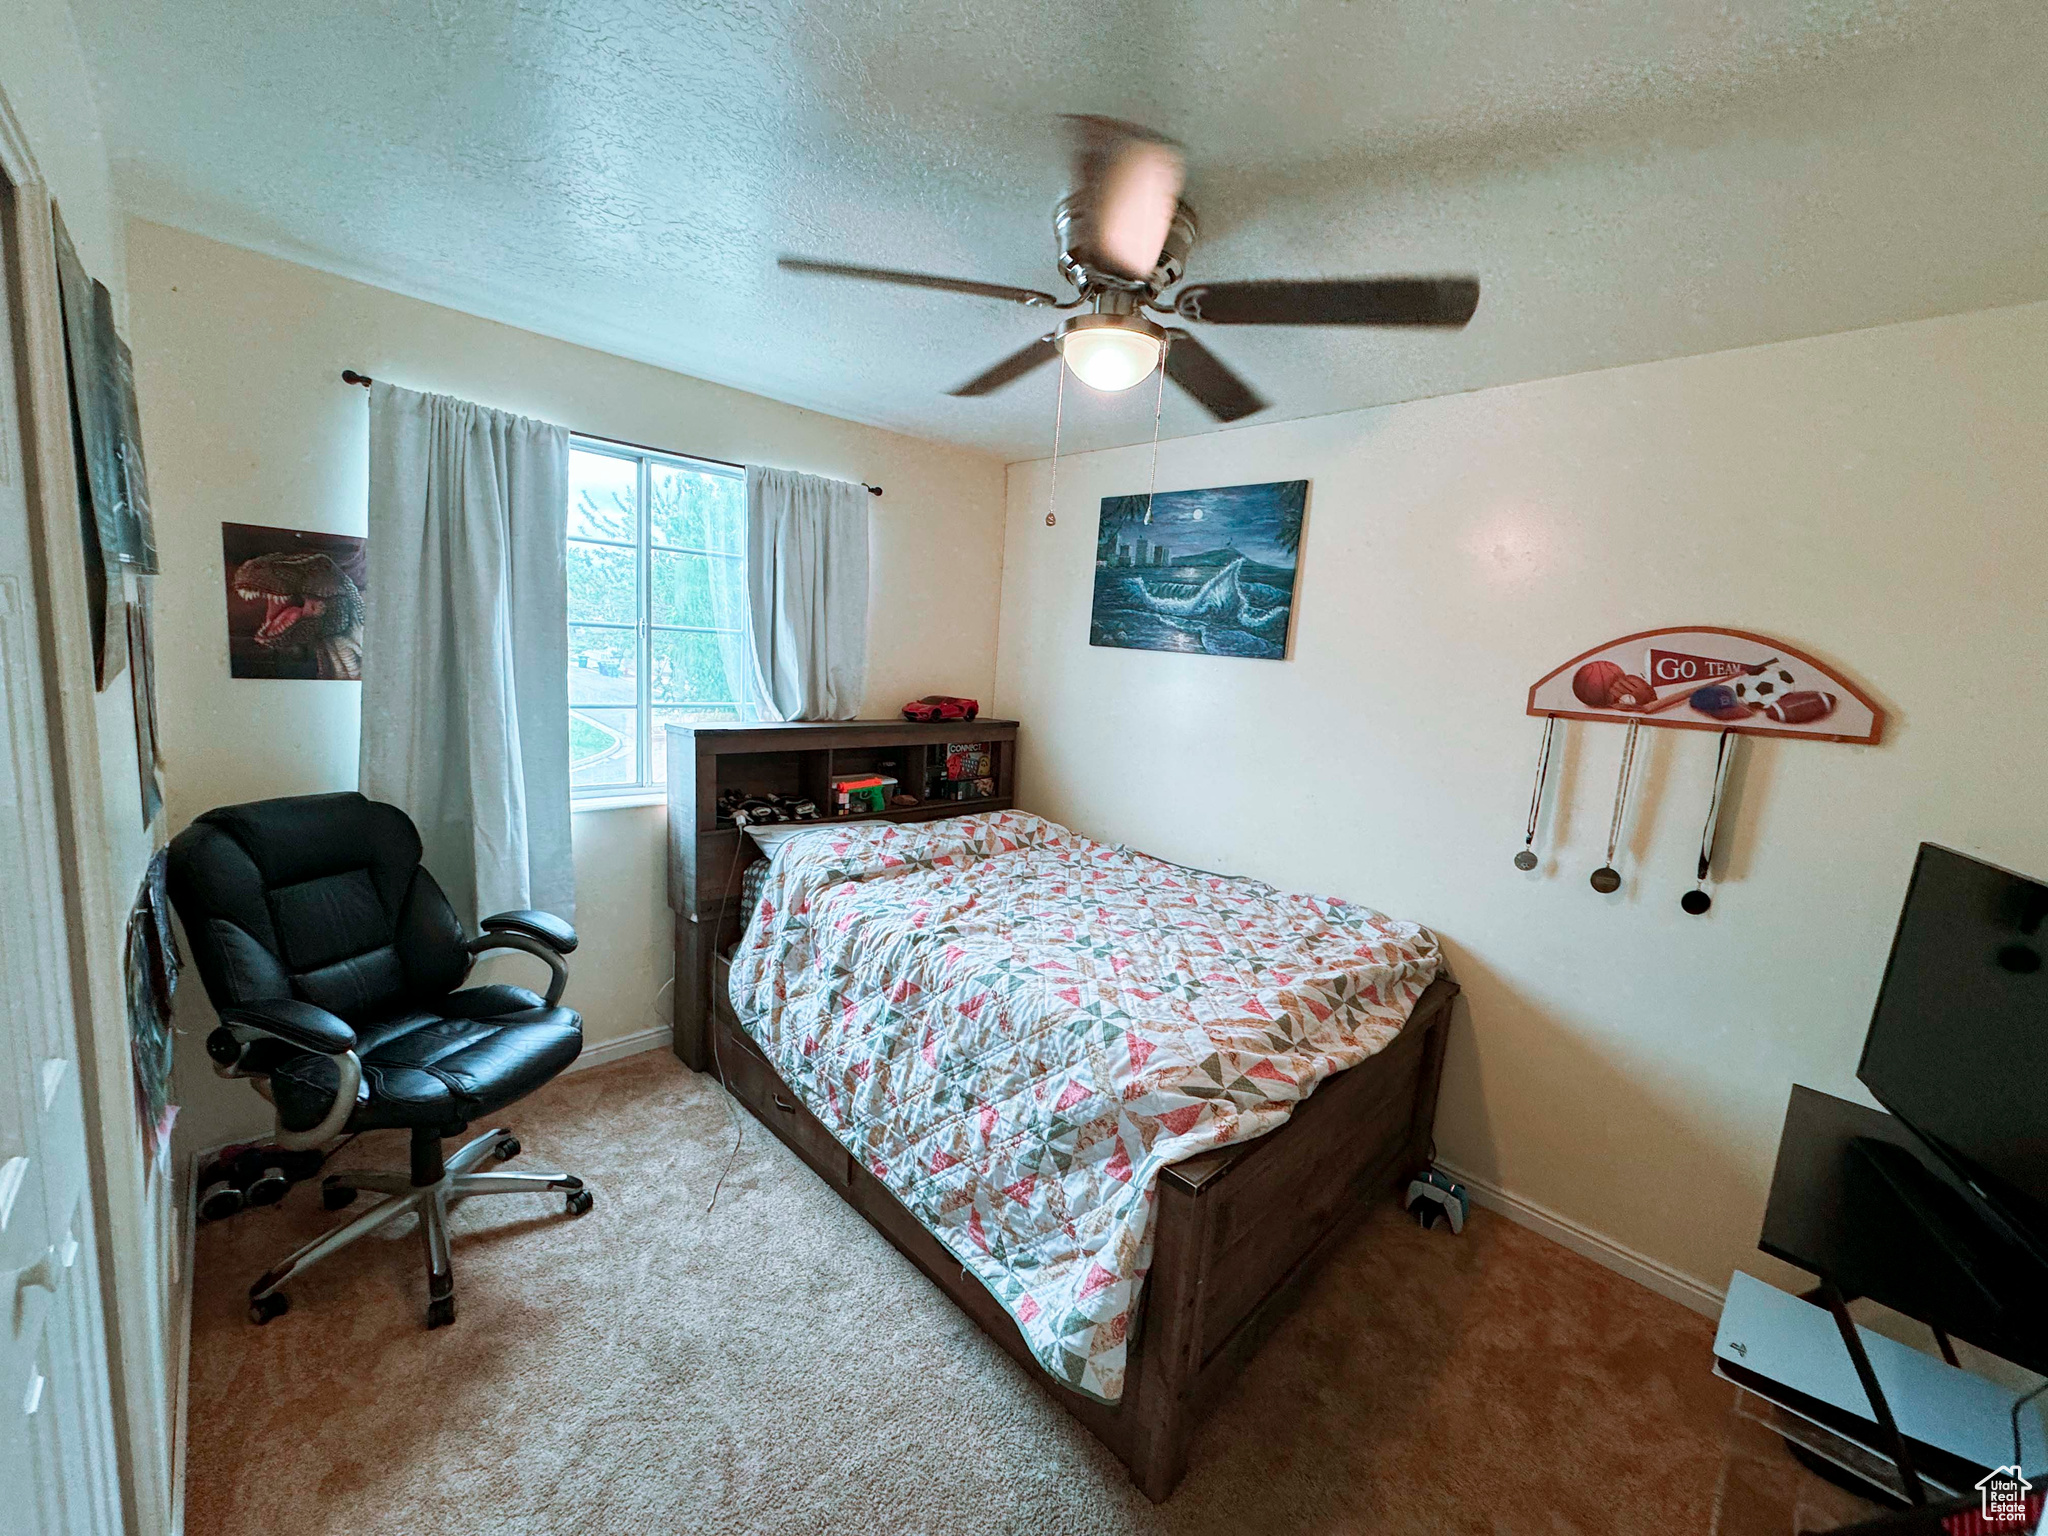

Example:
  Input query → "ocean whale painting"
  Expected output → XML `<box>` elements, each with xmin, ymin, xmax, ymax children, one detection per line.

<box><xmin>1089</xmin><ymin>480</ymin><xmax>1307</xmax><ymax>659</ymax></box>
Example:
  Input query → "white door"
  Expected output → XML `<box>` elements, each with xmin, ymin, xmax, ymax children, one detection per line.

<box><xmin>0</xmin><ymin>197</ymin><xmax>125</xmax><ymax>1536</ymax></box>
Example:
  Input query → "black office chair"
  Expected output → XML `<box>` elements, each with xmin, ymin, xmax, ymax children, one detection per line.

<box><xmin>168</xmin><ymin>791</ymin><xmax>593</xmax><ymax>1329</ymax></box>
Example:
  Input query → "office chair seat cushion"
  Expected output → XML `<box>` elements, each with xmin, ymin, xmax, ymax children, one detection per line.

<box><xmin>271</xmin><ymin>986</ymin><xmax>583</xmax><ymax>1134</ymax></box>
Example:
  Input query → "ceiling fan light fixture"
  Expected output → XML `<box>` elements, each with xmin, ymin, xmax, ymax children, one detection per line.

<box><xmin>1056</xmin><ymin>314</ymin><xmax>1165</xmax><ymax>393</ymax></box>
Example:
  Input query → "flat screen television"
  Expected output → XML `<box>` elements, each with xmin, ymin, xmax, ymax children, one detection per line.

<box><xmin>1858</xmin><ymin>843</ymin><xmax>2048</xmax><ymax>1266</ymax></box>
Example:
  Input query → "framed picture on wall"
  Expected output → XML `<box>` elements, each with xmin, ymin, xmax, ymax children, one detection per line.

<box><xmin>1090</xmin><ymin>479</ymin><xmax>1308</xmax><ymax>659</ymax></box>
<box><xmin>126</xmin><ymin>582</ymin><xmax>164</xmax><ymax>826</ymax></box>
<box><xmin>110</xmin><ymin>331</ymin><xmax>158</xmax><ymax>574</ymax></box>
<box><xmin>221</xmin><ymin>522</ymin><xmax>366</xmax><ymax>680</ymax></box>
<box><xmin>52</xmin><ymin>207</ymin><xmax>127</xmax><ymax>687</ymax></box>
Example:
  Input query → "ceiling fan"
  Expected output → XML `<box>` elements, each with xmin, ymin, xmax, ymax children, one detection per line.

<box><xmin>779</xmin><ymin>116</ymin><xmax>1480</xmax><ymax>424</ymax></box>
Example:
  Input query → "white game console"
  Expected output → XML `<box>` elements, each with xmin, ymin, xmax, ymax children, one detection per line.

<box><xmin>1712</xmin><ymin>1271</ymin><xmax>2046</xmax><ymax>1494</ymax></box>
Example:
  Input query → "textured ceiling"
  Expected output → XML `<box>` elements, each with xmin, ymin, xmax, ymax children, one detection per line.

<box><xmin>69</xmin><ymin>0</ymin><xmax>2048</xmax><ymax>460</ymax></box>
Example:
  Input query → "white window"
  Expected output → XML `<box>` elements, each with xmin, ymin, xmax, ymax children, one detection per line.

<box><xmin>567</xmin><ymin>440</ymin><xmax>753</xmax><ymax>798</ymax></box>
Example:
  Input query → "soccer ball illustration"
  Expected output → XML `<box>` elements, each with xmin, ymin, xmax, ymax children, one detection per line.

<box><xmin>1731</xmin><ymin>664</ymin><xmax>1798</xmax><ymax>709</ymax></box>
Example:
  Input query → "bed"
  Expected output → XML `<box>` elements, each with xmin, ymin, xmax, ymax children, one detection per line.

<box><xmin>705</xmin><ymin>808</ymin><xmax>1458</xmax><ymax>1501</ymax></box>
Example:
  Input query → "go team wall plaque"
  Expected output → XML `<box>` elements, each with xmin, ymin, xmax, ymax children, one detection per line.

<box><xmin>1527</xmin><ymin>627</ymin><xmax>1884</xmax><ymax>746</ymax></box>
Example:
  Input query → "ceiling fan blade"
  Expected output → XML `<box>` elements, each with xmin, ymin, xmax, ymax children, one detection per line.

<box><xmin>1061</xmin><ymin>115</ymin><xmax>1185</xmax><ymax>280</ymax></box>
<box><xmin>1163</xmin><ymin>331</ymin><xmax>1267</xmax><ymax>423</ymax></box>
<box><xmin>948</xmin><ymin>336</ymin><xmax>1059</xmax><ymax>397</ymax></box>
<box><xmin>779</xmin><ymin>257</ymin><xmax>1059</xmax><ymax>308</ymax></box>
<box><xmin>1175</xmin><ymin>277</ymin><xmax>1481</xmax><ymax>328</ymax></box>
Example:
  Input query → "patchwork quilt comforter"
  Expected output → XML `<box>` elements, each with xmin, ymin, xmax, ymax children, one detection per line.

<box><xmin>727</xmin><ymin>811</ymin><xmax>1441</xmax><ymax>1402</ymax></box>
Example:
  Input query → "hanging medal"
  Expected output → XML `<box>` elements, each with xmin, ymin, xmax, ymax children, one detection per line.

<box><xmin>1515</xmin><ymin>714</ymin><xmax>1558</xmax><ymax>871</ymax></box>
<box><xmin>1682</xmin><ymin>729</ymin><xmax>1739</xmax><ymax>915</ymax></box>
<box><xmin>1589</xmin><ymin>720</ymin><xmax>1642</xmax><ymax>894</ymax></box>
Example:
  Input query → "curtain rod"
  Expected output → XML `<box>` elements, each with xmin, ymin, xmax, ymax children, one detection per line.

<box><xmin>339</xmin><ymin>370</ymin><xmax>882</xmax><ymax>496</ymax></box>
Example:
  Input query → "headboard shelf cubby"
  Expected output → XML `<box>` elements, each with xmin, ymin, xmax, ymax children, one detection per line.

<box><xmin>664</xmin><ymin>717</ymin><xmax>1019</xmax><ymax>1069</ymax></box>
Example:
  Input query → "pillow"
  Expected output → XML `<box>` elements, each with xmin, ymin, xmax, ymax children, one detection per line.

<box><xmin>745</xmin><ymin>823</ymin><xmax>831</xmax><ymax>857</ymax></box>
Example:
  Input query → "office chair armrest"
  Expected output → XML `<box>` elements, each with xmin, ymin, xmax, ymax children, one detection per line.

<box><xmin>477</xmin><ymin>909</ymin><xmax>578</xmax><ymax>954</ymax></box>
<box><xmin>219</xmin><ymin>998</ymin><xmax>358</xmax><ymax>1055</ymax></box>
<box><xmin>212</xmin><ymin>1001</ymin><xmax>362</xmax><ymax>1150</ymax></box>
<box><xmin>466</xmin><ymin>918</ymin><xmax>573</xmax><ymax>1008</ymax></box>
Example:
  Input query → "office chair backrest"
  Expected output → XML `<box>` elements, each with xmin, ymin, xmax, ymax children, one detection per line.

<box><xmin>168</xmin><ymin>792</ymin><xmax>468</xmax><ymax>1022</ymax></box>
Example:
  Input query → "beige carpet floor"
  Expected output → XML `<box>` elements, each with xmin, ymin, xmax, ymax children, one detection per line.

<box><xmin>184</xmin><ymin>1051</ymin><xmax>1872</xmax><ymax>1535</ymax></box>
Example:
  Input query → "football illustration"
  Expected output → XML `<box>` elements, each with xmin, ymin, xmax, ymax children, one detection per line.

<box><xmin>1732</xmin><ymin>664</ymin><xmax>1798</xmax><ymax>709</ymax></box>
<box><xmin>1764</xmin><ymin>690</ymin><xmax>1838</xmax><ymax>725</ymax></box>
<box><xmin>1572</xmin><ymin>660</ymin><xmax>1625</xmax><ymax>708</ymax></box>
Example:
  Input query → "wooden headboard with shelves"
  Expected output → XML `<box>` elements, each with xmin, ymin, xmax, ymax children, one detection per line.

<box><xmin>663</xmin><ymin>718</ymin><xmax>1019</xmax><ymax>1069</ymax></box>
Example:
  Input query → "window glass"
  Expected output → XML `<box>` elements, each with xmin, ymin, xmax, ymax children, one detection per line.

<box><xmin>651</xmin><ymin>630</ymin><xmax>745</xmax><ymax>706</ymax></box>
<box><xmin>568</xmin><ymin>450</ymin><xmax>637</xmax><ymax>543</ymax></box>
<box><xmin>567</xmin><ymin>543</ymin><xmax>637</xmax><ymax>626</ymax></box>
<box><xmin>569</xmin><ymin>707</ymin><xmax>637</xmax><ymax>790</ymax></box>
<box><xmin>568</xmin><ymin>626</ymin><xmax>636</xmax><ymax>706</ymax></box>
<box><xmin>651</xmin><ymin>461</ymin><xmax>745</xmax><ymax>552</ymax></box>
<box><xmin>566</xmin><ymin>443</ymin><xmax>753</xmax><ymax>798</ymax></box>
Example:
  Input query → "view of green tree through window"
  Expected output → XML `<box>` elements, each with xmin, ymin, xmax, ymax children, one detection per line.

<box><xmin>567</xmin><ymin>441</ymin><xmax>753</xmax><ymax>796</ymax></box>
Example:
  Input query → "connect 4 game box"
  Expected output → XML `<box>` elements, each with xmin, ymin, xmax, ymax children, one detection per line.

<box><xmin>944</xmin><ymin>743</ymin><xmax>992</xmax><ymax>781</ymax></box>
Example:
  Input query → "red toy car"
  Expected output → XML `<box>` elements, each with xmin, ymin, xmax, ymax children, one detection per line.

<box><xmin>901</xmin><ymin>695</ymin><xmax>979</xmax><ymax>723</ymax></box>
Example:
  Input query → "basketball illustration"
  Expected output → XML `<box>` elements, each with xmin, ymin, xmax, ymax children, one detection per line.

<box><xmin>1572</xmin><ymin>660</ymin><xmax>1625</xmax><ymax>708</ymax></box>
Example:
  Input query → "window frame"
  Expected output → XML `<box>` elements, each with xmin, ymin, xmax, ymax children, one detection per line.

<box><xmin>567</xmin><ymin>436</ymin><xmax>749</xmax><ymax>803</ymax></box>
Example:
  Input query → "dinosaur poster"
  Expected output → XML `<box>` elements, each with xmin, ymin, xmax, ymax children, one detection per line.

<box><xmin>1089</xmin><ymin>479</ymin><xmax>1307</xmax><ymax>659</ymax></box>
<box><xmin>221</xmin><ymin>522</ymin><xmax>366</xmax><ymax>680</ymax></box>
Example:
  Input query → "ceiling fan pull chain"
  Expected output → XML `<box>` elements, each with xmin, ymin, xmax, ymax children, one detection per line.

<box><xmin>1141</xmin><ymin>346</ymin><xmax>1167</xmax><ymax>522</ymax></box>
<box><xmin>1045</xmin><ymin>360</ymin><xmax>1068</xmax><ymax>526</ymax></box>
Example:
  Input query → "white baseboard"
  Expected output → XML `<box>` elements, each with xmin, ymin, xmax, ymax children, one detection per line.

<box><xmin>1434</xmin><ymin>1159</ymin><xmax>1727</xmax><ymax>1320</ymax></box>
<box><xmin>170</xmin><ymin>1152</ymin><xmax>197</xmax><ymax>1536</ymax></box>
<box><xmin>565</xmin><ymin>1023</ymin><xmax>672</xmax><ymax>1073</ymax></box>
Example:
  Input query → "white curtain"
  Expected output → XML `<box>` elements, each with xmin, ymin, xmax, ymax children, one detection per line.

<box><xmin>360</xmin><ymin>382</ymin><xmax>574</xmax><ymax>926</ymax></box>
<box><xmin>742</xmin><ymin>466</ymin><xmax>870</xmax><ymax>721</ymax></box>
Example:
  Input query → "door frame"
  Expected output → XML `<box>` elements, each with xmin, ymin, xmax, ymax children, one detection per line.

<box><xmin>0</xmin><ymin>88</ymin><xmax>179</xmax><ymax>1536</ymax></box>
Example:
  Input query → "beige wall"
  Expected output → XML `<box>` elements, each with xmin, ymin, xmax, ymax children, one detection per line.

<box><xmin>2</xmin><ymin>0</ymin><xmax>123</xmax><ymax>290</ymax></box>
<box><xmin>125</xmin><ymin>220</ymin><xmax>1009</xmax><ymax>1150</ymax></box>
<box><xmin>994</xmin><ymin>300</ymin><xmax>2048</xmax><ymax>1307</ymax></box>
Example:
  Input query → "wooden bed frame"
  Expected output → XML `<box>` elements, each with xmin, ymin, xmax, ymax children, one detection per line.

<box><xmin>667</xmin><ymin>720</ymin><xmax>1460</xmax><ymax>1501</ymax></box>
<box><xmin>711</xmin><ymin>961</ymin><xmax>1456</xmax><ymax>1502</ymax></box>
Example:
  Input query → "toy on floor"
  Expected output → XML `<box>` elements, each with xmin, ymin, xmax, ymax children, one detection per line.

<box><xmin>1406</xmin><ymin>1169</ymin><xmax>1469</xmax><ymax>1234</ymax></box>
<box><xmin>197</xmin><ymin>1144</ymin><xmax>328</xmax><ymax>1221</ymax></box>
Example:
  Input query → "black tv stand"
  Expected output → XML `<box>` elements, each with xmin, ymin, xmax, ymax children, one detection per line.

<box><xmin>1845</xmin><ymin>1135</ymin><xmax>2036</xmax><ymax>1324</ymax></box>
<box><xmin>1755</xmin><ymin>1089</ymin><xmax>2048</xmax><ymax>1517</ymax></box>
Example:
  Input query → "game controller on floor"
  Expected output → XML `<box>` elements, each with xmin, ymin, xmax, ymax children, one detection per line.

<box><xmin>1406</xmin><ymin>1169</ymin><xmax>1469</xmax><ymax>1234</ymax></box>
<box><xmin>197</xmin><ymin>1144</ymin><xmax>330</xmax><ymax>1221</ymax></box>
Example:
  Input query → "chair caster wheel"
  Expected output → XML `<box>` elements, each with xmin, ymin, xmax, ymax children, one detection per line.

<box><xmin>321</xmin><ymin>1180</ymin><xmax>357</xmax><ymax>1211</ymax></box>
<box><xmin>565</xmin><ymin>1188</ymin><xmax>593</xmax><ymax>1216</ymax></box>
<box><xmin>493</xmin><ymin>1136</ymin><xmax>520</xmax><ymax>1162</ymax></box>
<box><xmin>427</xmin><ymin>1296</ymin><xmax>456</xmax><ymax>1329</ymax></box>
<box><xmin>249</xmin><ymin>1293</ymin><xmax>289</xmax><ymax>1326</ymax></box>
